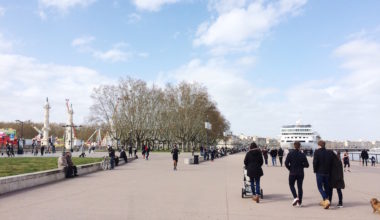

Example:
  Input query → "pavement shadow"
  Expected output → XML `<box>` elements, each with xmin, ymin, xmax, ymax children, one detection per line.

<box><xmin>262</xmin><ymin>193</ymin><xmax>289</xmax><ymax>202</ymax></box>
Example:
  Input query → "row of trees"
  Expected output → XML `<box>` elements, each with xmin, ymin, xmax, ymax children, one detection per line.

<box><xmin>90</xmin><ymin>77</ymin><xmax>230</xmax><ymax>151</ymax></box>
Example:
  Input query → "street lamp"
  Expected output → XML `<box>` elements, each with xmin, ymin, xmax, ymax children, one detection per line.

<box><xmin>62</xmin><ymin>124</ymin><xmax>82</xmax><ymax>153</ymax></box>
<box><xmin>205</xmin><ymin>116</ymin><xmax>212</xmax><ymax>150</ymax></box>
<box><xmin>15</xmin><ymin>120</ymin><xmax>29</xmax><ymax>154</ymax></box>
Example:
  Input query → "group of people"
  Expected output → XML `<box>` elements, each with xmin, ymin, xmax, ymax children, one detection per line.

<box><xmin>1</xmin><ymin>141</ymin><xmax>15</xmax><ymax>157</ymax></box>
<box><xmin>244</xmin><ymin>140</ymin><xmax>346</xmax><ymax>209</ymax></box>
<box><xmin>261</xmin><ymin>147</ymin><xmax>285</xmax><ymax>167</ymax></box>
<box><xmin>142</xmin><ymin>145</ymin><xmax>151</xmax><ymax>160</ymax></box>
<box><xmin>200</xmin><ymin>146</ymin><xmax>227</xmax><ymax>161</ymax></box>
<box><xmin>360</xmin><ymin>149</ymin><xmax>377</xmax><ymax>167</ymax></box>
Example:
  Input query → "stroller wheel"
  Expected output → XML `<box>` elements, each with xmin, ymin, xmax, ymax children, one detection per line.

<box><xmin>242</xmin><ymin>188</ymin><xmax>245</xmax><ymax>198</ymax></box>
<box><xmin>260</xmin><ymin>189</ymin><xmax>263</xmax><ymax>199</ymax></box>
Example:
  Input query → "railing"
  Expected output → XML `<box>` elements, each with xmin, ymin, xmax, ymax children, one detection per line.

<box><xmin>339</xmin><ymin>152</ymin><xmax>379</xmax><ymax>164</ymax></box>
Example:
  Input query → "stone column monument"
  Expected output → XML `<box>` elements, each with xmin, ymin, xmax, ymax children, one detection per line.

<box><xmin>41</xmin><ymin>98</ymin><xmax>50</xmax><ymax>147</ymax></box>
<box><xmin>65</xmin><ymin>100</ymin><xmax>74</xmax><ymax>150</ymax></box>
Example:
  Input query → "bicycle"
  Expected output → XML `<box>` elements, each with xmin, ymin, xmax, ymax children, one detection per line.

<box><xmin>101</xmin><ymin>156</ymin><xmax>111</xmax><ymax>170</ymax></box>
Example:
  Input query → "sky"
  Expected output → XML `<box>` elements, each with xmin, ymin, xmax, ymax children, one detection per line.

<box><xmin>0</xmin><ymin>0</ymin><xmax>380</xmax><ymax>141</ymax></box>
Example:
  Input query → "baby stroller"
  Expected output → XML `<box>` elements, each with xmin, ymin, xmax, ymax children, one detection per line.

<box><xmin>242</xmin><ymin>167</ymin><xmax>263</xmax><ymax>199</ymax></box>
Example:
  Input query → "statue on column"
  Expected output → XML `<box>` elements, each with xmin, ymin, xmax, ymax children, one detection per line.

<box><xmin>41</xmin><ymin>98</ymin><xmax>50</xmax><ymax>147</ymax></box>
<box><xmin>65</xmin><ymin>99</ymin><xmax>74</xmax><ymax>150</ymax></box>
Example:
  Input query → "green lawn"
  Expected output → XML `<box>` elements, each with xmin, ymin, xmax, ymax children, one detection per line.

<box><xmin>0</xmin><ymin>157</ymin><xmax>103</xmax><ymax>178</ymax></box>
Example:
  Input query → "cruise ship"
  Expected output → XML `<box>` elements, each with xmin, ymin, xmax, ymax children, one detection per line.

<box><xmin>280</xmin><ymin>121</ymin><xmax>320</xmax><ymax>154</ymax></box>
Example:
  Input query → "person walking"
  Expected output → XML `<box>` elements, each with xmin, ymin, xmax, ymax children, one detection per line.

<box><xmin>145</xmin><ymin>145</ymin><xmax>150</xmax><ymax>160</ymax></box>
<box><xmin>128</xmin><ymin>146</ymin><xmax>132</xmax><ymax>157</ymax></box>
<box><xmin>278</xmin><ymin>147</ymin><xmax>284</xmax><ymax>167</ymax></box>
<box><xmin>244</xmin><ymin>142</ymin><xmax>264</xmax><ymax>203</ymax></box>
<box><xmin>313</xmin><ymin>140</ymin><xmax>334</xmax><ymax>209</ymax></box>
<box><xmin>108</xmin><ymin>146</ymin><xmax>116</xmax><ymax>169</ymax></box>
<box><xmin>40</xmin><ymin>145</ymin><xmax>45</xmax><ymax>156</ymax></box>
<box><xmin>361</xmin><ymin>149</ymin><xmax>369</xmax><ymax>166</ymax></box>
<box><xmin>343</xmin><ymin>150</ymin><xmax>350</xmax><ymax>172</ymax></box>
<box><xmin>371</xmin><ymin>156</ymin><xmax>376</xmax><ymax>166</ymax></box>
<box><xmin>262</xmin><ymin>147</ymin><xmax>268</xmax><ymax>166</ymax></box>
<box><xmin>142</xmin><ymin>145</ymin><xmax>146</xmax><ymax>159</ymax></box>
<box><xmin>285</xmin><ymin>142</ymin><xmax>309</xmax><ymax>207</ymax></box>
<box><xmin>270</xmin><ymin>148</ymin><xmax>278</xmax><ymax>166</ymax></box>
<box><xmin>171</xmin><ymin>145</ymin><xmax>179</xmax><ymax>171</ymax></box>
<box><xmin>328</xmin><ymin>151</ymin><xmax>345</xmax><ymax>208</ymax></box>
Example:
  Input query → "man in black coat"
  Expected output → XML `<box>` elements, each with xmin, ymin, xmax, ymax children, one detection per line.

<box><xmin>278</xmin><ymin>147</ymin><xmax>284</xmax><ymax>167</ymax></box>
<box><xmin>285</xmin><ymin>142</ymin><xmax>309</xmax><ymax>207</ymax></box>
<box><xmin>244</xmin><ymin>142</ymin><xmax>264</xmax><ymax>203</ymax></box>
<box><xmin>313</xmin><ymin>140</ymin><xmax>334</xmax><ymax>209</ymax></box>
<box><xmin>361</xmin><ymin>149</ymin><xmax>369</xmax><ymax>166</ymax></box>
<box><xmin>270</xmin><ymin>148</ymin><xmax>278</xmax><ymax>166</ymax></box>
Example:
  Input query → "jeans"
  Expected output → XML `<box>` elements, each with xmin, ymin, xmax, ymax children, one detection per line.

<box><xmin>250</xmin><ymin>177</ymin><xmax>261</xmax><ymax>196</ymax></box>
<box><xmin>329</xmin><ymin>188</ymin><xmax>343</xmax><ymax>204</ymax></box>
<box><xmin>279</xmin><ymin>157</ymin><xmax>283</xmax><ymax>166</ymax></box>
<box><xmin>271</xmin><ymin>157</ymin><xmax>276</xmax><ymax>166</ymax></box>
<box><xmin>316</xmin><ymin>174</ymin><xmax>330</xmax><ymax>200</ymax></box>
<box><xmin>289</xmin><ymin>174</ymin><xmax>304</xmax><ymax>203</ymax></box>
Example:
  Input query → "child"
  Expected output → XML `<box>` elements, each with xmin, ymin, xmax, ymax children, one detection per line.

<box><xmin>371</xmin><ymin>156</ymin><xmax>376</xmax><ymax>167</ymax></box>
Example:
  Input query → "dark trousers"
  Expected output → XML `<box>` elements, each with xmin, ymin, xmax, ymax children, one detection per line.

<box><xmin>289</xmin><ymin>174</ymin><xmax>304</xmax><ymax>203</ymax></box>
<box><xmin>264</xmin><ymin>157</ymin><xmax>268</xmax><ymax>165</ymax></box>
<box><xmin>362</xmin><ymin>159</ymin><xmax>368</xmax><ymax>166</ymax></box>
<box><xmin>329</xmin><ymin>188</ymin><xmax>343</xmax><ymax>204</ymax></box>
<box><xmin>279</xmin><ymin>157</ymin><xmax>283</xmax><ymax>166</ymax></box>
<box><xmin>250</xmin><ymin>177</ymin><xmax>261</xmax><ymax>196</ymax></box>
<box><xmin>316</xmin><ymin>174</ymin><xmax>330</xmax><ymax>200</ymax></box>
<box><xmin>65</xmin><ymin>166</ymin><xmax>77</xmax><ymax>178</ymax></box>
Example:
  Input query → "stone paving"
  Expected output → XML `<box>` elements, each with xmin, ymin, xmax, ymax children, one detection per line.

<box><xmin>0</xmin><ymin>152</ymin><xmax>379</xmax><ymax>220</ymax></box>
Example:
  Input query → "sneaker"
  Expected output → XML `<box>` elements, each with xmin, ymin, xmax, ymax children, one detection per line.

<box><xmin>337</xmin><ymin>203</ymin><xmax>343</xmax><ymax>208</ymax></box>
<box><xmin>319</xmin><ymin>200</ymin><xmax>324</xmax><ymax>206</ymax></box>
<box><xmin>292</xmin><ymin>198</ymin><xmax>299</xmax><ymax>206</ymax></box>
<box><xmin>323</xmin><ymin>200</ymin><xmax>330</xmax><ymax>209</ymax></box>
<box><xmin>297</xmin><ymin>202</ymin><xmax>303</xmax><ymax>207</ymax></box>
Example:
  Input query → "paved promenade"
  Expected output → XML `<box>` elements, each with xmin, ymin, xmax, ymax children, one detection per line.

<box><xmin>0</xmin><ymin>152</ymin><xmax>379</xmax><ymax>220</ymax></box>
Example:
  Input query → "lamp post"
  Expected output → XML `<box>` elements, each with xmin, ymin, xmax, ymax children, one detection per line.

<box><xmin>62</xmin><ymin>124</ymin><xmax>82</xmax><ymax>153</ymax></box>
<box><xmin>15</xmin><ymin>120</ymin><xmax>29</xmax><ymax>154</ymax></box>
<box><xmin>205</xmin><ymin>116</ymin><xmax>212</xmax><ymax>150</ymax></box>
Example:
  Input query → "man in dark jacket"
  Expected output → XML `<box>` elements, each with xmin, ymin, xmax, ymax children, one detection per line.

<box><xmin>361</xmin><ymin>149</ymin><xmax>369</xmax><ymax>166</ymax></box>
<box><xmin>270</xmin><ymin>148</ymin><xmax>278</xmax><ymax>166</ymax></box>
<box><xmin>313</xmin><ymin>140</ymin><xmax>334</xmax><ymax>209</ymax></box>
<box><xmin>278</xmin><ymin>147</ymin><xmax>284</xmax><ymax>167</ymax></box>
<box><xmin>328</xmin><ymin>151</ymin><xmax>345</xmax><ymax>208</ymax></box>
<box><xmin>285</xmin><ymin>142</ymin><xmax>309</xmax><ymax>207</ymax></box>
<box><xmin>244</xmin><ymin>142</ymin><xmax>264</xmax><ymax>203</ymax></box>
<box><xmin>262</xmin><ymin>147</ymin><xmax>268</xmax><ymax>166</ymax></box>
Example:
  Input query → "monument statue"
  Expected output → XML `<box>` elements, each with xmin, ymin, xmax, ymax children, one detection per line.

<box><xmin>41</xmin><ymin>98</ymin><xmax>50</xmax><ymax>147</ymax></box>
<box><xmin>65</xmin><ymin>99</ymin><xmax>74</xmax><ymax>150</ymax></box>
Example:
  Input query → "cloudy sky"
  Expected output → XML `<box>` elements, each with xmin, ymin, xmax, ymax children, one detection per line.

<box><xmin>0</xmin><ymin>0</ymin><xmax>380</xmax><ymax>141</ymax></box>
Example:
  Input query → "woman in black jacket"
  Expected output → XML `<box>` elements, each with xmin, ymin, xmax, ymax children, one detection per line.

<box><xmin>244</xmin><ymin>142</ymin><xmax>264</xmax><ymax>203</ymax></box>
<box><xmin>328</xmin><ymin>151</ymin><xmax>345</xmax><ymax>208</ymax></box>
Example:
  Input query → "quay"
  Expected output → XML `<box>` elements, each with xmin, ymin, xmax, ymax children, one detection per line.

<box><xmin>0</xmin><ymin>152</ymin><xmax>379</xmax><ymax>220</ymax></box>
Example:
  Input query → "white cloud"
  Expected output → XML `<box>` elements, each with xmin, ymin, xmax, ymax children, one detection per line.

<box><xmin>0</xmin><ymin>34</ymin><xmax>13</xmax><ymax>52</ymax></box>
<box><xmin>71</xmin><ymin>36</ymin><xmax>95</xmax><ymax>47</ymax></box>
<box><xmin>93</xmin><ymin>48</ymin><xmax>131</xmax><ymax>62</ymax></box>
<box><xmin>194</xmin><ymin>0</ymin><xmax>307</xmax><ymax>55</ymax></box>
<box><xmin>163</xmin><ymin>33</ymin><xmax>380</xmax><ymax>140</ymax></box>
<box><xmin>0</xmin><ymin>6</ymin><xmax>6</xmax><ymax>17</ymax></box>
<box><xmin>128</xmin><ymin>13</ymin><xmax>141</xmax><ymax>23</ymax></box>
<box><xmin>72</xmin><ymin>37</ymin><xmax>144</xmax><ymax>62</ymax></box>
<box><xmin>132</xmin><ymin>0</ymin><xmax>179</xmax><ymax>11</ymax></box>
<box><xmin>39</xmin><ymin>0</ymin><xmax>96</xmax><ymax>11</ymax></box>
<box><xmin>0</xmin><ymin>53</ymin><xmax>113</xmax><ymax>124</ymax></box>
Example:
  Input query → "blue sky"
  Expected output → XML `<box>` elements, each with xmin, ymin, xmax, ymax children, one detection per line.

<box><xmin>1</xmin><ymin>0</ymin><xmax>380</xmax><ymax>141</ymax></box>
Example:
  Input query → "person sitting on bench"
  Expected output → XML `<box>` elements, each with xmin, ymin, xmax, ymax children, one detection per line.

<box><xmin>65</xmin><ymin>152</ymin><xmax>78</xmax><ymax>177</ymax></box>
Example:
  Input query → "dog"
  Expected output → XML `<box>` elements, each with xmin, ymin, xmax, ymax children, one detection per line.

<box><xmin>370</xmin><ymin>198</ymin><xmax>380</xmax><ymax>213</ymax></box>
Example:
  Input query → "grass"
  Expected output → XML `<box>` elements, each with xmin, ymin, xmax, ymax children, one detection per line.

<box><xmin>0</xmin><ymin>157</ymin><xmax>103</xmax><ymax>178</ymax></box>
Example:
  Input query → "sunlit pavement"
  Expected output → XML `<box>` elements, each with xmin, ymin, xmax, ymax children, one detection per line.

<box><xmin>0</xmin><ymin>152</ymin><xmax>379</xmax><ymax>220</ymax></box>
